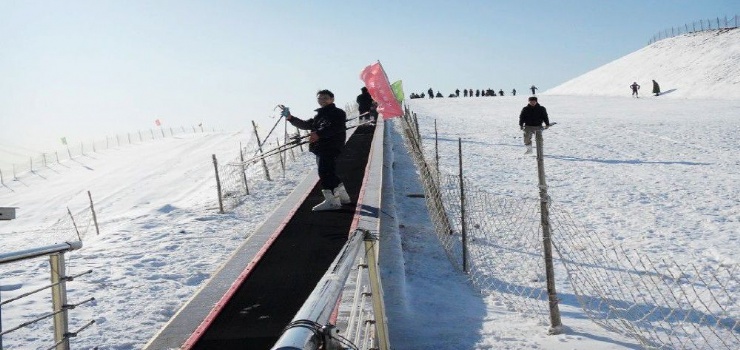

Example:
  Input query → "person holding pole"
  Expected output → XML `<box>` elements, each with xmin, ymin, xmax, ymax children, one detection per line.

<box><xmin>519</xmin><ymin>96</ymin><xmax>550</xmax><ymax>154</ymax></box>
<box><xmin>282</xmin><ymin>89</ymin><xmax>351</xmax><ymax>211</ymax></box>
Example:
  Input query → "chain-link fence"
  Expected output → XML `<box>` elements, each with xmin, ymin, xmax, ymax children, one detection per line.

<box><xmin>648</xmin><ymin>15</ymin><xmax>738</xmax><ymax>45</ymax></box>
<box><xmin>398</xmin><ymin>107</ymin><xmax>739</xmax><ymax>349</ymax></box>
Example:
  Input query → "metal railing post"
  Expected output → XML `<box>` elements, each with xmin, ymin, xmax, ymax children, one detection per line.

<box><xmin>49</xmin><ymin>253</ymin><xmax>70</xmax><ymax>350</ymax></box>
<box><xmin>363</xmin><ymin>232</ymin><xmax>390</xmax><ymax>350</ymax></box>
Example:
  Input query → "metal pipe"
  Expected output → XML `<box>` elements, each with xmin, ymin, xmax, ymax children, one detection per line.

<box><xmin>0</xmin><ymin>242</ymin><xmax>82</xmax><ymax>265</ymax></box>
<box><xmin>272</xmin><ymin>229</ymin><xmax>365</xmax><ymax>350</ymax></box>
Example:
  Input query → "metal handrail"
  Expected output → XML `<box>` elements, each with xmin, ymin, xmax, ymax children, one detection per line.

<box><xmin>0</xmin><ymin>241</ymin><xmax>82</xmax><ymax>265</ymax></box>
<box><xmin>0</xmin><ymin>241</ymin><xmax>85</xmax><ymax>350</ymax></box>
<box><xmin>272</xmin><ymin>229</ymin><xmax>366</xmax><ymax>350</ymax></box>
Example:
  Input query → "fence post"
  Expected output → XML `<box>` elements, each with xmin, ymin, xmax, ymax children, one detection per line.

<box><xmin>49</xmin><ymin>253</ymin><xmax>70</xmax><ymax>350</ymax></box>
<box><xmin>276</xmin><ymin>139</ymin><xmax>285</xmax><ymax>178</ymax></box>
<box><xmin>534</xmin><ymin>129</ymin><xmax>563</xmax><ymax>334</ymax></box>
<box><xmin>458</xmin><ymin>138</ymin><xmax>468</xmax><ymax>273</ymax></box>
<box><xmin>88</xmin><ymin>191</ymin><xmax>100</xmax><ymax>236</ymax></box>
<box><xmin>68</xmin><ymin>207</ymin><xmax>82</xmax><ymax>241</ymax></box>
<box><xmin>252</xmin><ymin>120</ymin><xmax>272</xmax><ymax>181</ymax></box>
<box><xmin>212</xmin><ymin>154</ymin><xmax>224</xmax><ymax>214</ymax></box>
<box><xmin>239</xmin><ymin>142</ymin><xmax>250</xmax><ymax>195</ymax></box>
<box><xmin>434</xmin><ymin>119</ymin><xmax>440</xmax><ymax>181</ymax></box>
<box><xmin>296</xmin><ymin>127</ymin><xmax>304</xmax><ymax>152</ymax></box>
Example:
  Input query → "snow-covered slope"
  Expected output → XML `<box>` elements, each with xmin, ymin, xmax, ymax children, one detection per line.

<box><xmin>547</xmin><ymin>28</ymin><xmax>740</xmax><ymax>99</ymax></box>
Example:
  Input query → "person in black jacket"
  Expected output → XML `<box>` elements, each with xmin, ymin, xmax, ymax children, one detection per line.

<box><xmin>284</xmin><ymin>89</ymin><xmax>350</xmax><ymax>211</ymax></box>
<box><xmin>356</xmin><ymin>87</ymin><xmax>374</xmax><ymax>121</ymax></box>
<box><xmin>518</xmin><ymin>96</ymin><xmax>550</xmax><ymax>154</ymax></box>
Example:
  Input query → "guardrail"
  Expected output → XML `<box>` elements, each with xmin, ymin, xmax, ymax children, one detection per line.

<box><xmin>0</xmin><ymin>241</ymin><xmax>94</xmax><ymax>350</ymax></box>
<box><xmin>272</xmin><ymin>229</ymin><xmax>388</xmax><ymax>350</ymax></box>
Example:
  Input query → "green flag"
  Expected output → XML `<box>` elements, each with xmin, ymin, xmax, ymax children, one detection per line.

<box><xmin>391</xmin><ymin>80</ymin><xmax>405</xmax><ymax>104</ymax></box>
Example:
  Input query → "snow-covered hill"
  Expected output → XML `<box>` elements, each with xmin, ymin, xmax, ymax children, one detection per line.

<box><xmin>547</xmin><ymin>28</ymin><xmax>740</xmax><ymax>99</ymax></box>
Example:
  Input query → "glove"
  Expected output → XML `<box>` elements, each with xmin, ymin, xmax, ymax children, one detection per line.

<box><xmin>544</xmin><ymin>125</ymin><xmax>549</xmax><ymax>129</ymax></box>
<box><xmin>520</xmin><ymin>125</ymin><xmax>524</xmax><ymax>131</ymax></box>
<box><xmin>280</xmin><ymin>106</ymin><xmax>291</xmax><ymax>118</ymax></box>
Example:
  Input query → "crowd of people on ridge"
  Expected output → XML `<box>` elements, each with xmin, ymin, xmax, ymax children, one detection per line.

<box><xmin>409</xmin><ymin>85</ymin><xmax>538</xmax><ymax>99</ymax></box>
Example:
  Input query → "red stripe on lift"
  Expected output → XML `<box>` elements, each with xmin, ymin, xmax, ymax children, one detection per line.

<box><xmin>182</xmin><ymin>178</ymin><xmax>319</xmax><ymax>349</ymax></box>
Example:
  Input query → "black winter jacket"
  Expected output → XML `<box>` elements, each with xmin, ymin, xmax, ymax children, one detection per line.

<box><xmin>519</xmin><ymin>103</ymin><xmax>550</xmax><ymax>127</ymax></box>
<box><xmin>356</xmin><ymin>92</ymin><xmax>374</xmax><ymax>113</ymax></box>
<box><xmin>288</xmin><ymin>103</ymin><xmax>347</xmax><ymax>155</ymax></box>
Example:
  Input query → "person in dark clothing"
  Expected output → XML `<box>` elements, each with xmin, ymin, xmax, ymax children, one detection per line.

<box><xmin>512</xmin><ymin>88</ymin><xmax>517</xmax><ymax>96</ymax></box>
<box><xmin>463</xmin><ymin>89</ymin><xmax>468</xmax><ymax>97</ymax></box>
<box><xmin>518</xmin><ymin>96</ymin><xmax>550</xmax><ymax>154</ymax></box>
<box><xmin>356</xmin><ymin>87</ymin><xmax>375</xmax><ymax>121</ymax></box>
<box><xmin>652</xmin><ymin>80</ymin><xmax>660</xmax><ymax>96</ymax></box>
<box><xmin>435</xmin><ymin>91</ymin><xmax>443</xmax><ymax>98</ymax></box>
<box><xmin>284</xmin><ymin>89</ymin><xmax>350</xmax><ymax>211</ymax></box>
<box><xmin>530</xmin><ymin>85</ymin><xmax>538</xmax><ymax>95</ymax></box>
<box><xmin>428</xmin><ymin>87</ymin><xmax>434</xmax><ymax>99</ymax></box>
<box><xmin>455</xmin><ymin>89</ymin><xmax>460</xmax><ymax>97</ymax></box>
<box><xmin>498</xmin><ymin>89</ymin><xmax>504</xmax><ymax>96</ymax></box>
<box><xmin>475</xmin><ymin>89</ymin><xmax>480</xmax><ymax>97</ymax></box>
<box><xmin>468</xmin><ymin>88</ymin><xmax>473</xmax><ymax>97</ymax></box>
<box><xmin>630</xmin><ymin>82</ymin><xmax>640</xmax><ymax>97</ymax></box>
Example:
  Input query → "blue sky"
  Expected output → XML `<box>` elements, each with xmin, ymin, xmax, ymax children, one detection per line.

<box><xmin>1</xmin><ymin>0</ymin><xmax>737</xmax><ymax>156</ymax></box>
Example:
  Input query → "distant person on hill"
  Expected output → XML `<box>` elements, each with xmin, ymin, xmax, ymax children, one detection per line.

<box><xmin>630</xmin><ymin>82</ymin><xmax>641</xmax><ymax>97</ymax></box>
<box><xmin>463</xmin><ymin>89</ymin><xmax>468</xmax><ymax>97</ymax></box>
<box><xmin>530</xmin><ymin>85</ymin><xmax>538</xmax><ymax>95</ymax></box>
<box><xmin>518</xmin><ymin>96</ymin><xmax>550</xmax><ymax>154</ymax></box>
<box><xmin>468</xmin><ymin>88</ymin><xmax>473</xmax><ymax>97</ymax></box>
<box><xmin>436</xmin><ymin>91</ymin><xmax>443</xmax><ymax>98</ymax></box>
<box><xmin>284</xmin><ymin>89</ymin><xmax>350</xmax><ymax>211</ymax></box>
<box><xmin>475</xmin><ymin>89</ymin><xmax>480</xmax><ymax>97</ymax></box>
<box><xmin>512</xmin><ymin>88</ymin><xmax>517</xmax><ymax>96</ymax></box>
<box><xmin>356</xmin><ymin>87</ymin><xmax>375</xmax><ymax>121</ymax></box>
<box><xmin>428</xmin><ymin>87</ymin><xmax>434</xmax><ymax>99</ymax></box>
<box><xmin>652</xmin><ymin>80</ymin><xmax>661</xmax><ymax>96</ymax></box>
<box><xmin>499</xmin><ymin>89</ymin><xmax>504</xmax><ymax>96</ymax></box>
<box><xmin>455</xmin><ymin>88</ymin><xmax>460</xmax><ymax>97</ymax></box>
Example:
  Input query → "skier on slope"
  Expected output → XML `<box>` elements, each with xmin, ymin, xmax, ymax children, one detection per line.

<box><xmin>630</xmin><ymin>82</ymin><xmax>640</xmax><ymax>97</ymax></box>
<box><xmin>652</xmin><ymin>80</ymin><xmax>661</xmax><ymax>96</ymax></box>
<box><xmin>519</xmin><ymin>96</ymin><xmax>550</xmax><ymax>154</ymax></box>
<box><xmin>282</xmin><ymin>89</ymin><xmax>351</xmax><ymax>211</ymax></box>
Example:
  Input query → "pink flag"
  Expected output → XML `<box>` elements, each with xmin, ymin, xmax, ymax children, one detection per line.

<box><xmin>360</xmin><ymin>61</ymin><xmax>403</xmax><ymax>119</ymax></box>
<box><xmin>155</xmin><ymin>119</ymin><xmax>161</xmax><ymax>126</ymax></box>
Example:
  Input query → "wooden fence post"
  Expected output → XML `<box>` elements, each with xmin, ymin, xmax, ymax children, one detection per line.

<box><xmin>535</xmin><ymin>129</ymin><xmax>563</xmax><ymax>334</ymax></box>
<box><xmin>239</xmin><ymin>142</ymin><xmax>250</xmax><ymax>195</ymax></box>
<box><xmin>458</xmin><ymin>138</ymin><xmax>467</xmax><ymax>273</ymax></box>
<box><xmin>252</xmin><ymin>120</ymin><xmax>272</xmax><ymax>181</ymax></box>
<box><xmin>212</xmin><ymin>154</ymin><xmax>224</xmax><ymax>214</ymax></box>
<box><xmin>88</xmin><ymin>191</ymin><xmax>100</xmax><ymax>236</ymax></box>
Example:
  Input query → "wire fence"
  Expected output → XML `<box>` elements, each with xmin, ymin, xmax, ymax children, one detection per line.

<box><xmin>648</xmin><ymin>15</ymin><xmax>739</xmax><ymax>45</ymax></box>
<box><xmin>0</xmin><ymin>125</ymin><xmax>212</xmax><ymax>186</ymax></box>
<box><xmin>398</xmin><ymin>107</ymin><xmax>739</xmax><ymax>349</ymax></box>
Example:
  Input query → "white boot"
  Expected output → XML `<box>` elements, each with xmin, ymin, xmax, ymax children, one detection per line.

<box><xmin>334</xmin><ymin>183</ymin><xmax>351</xmax><ymax>204</ymax></box>
<box><xmin>524</xmin><ymin>145</ymin><xmax>533</xmax><ymax>154</ymax></box>
<box><xmin>313</xmin><ymin>189</ymin><xmax>341</xmax><ymax>211</ymax></box>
